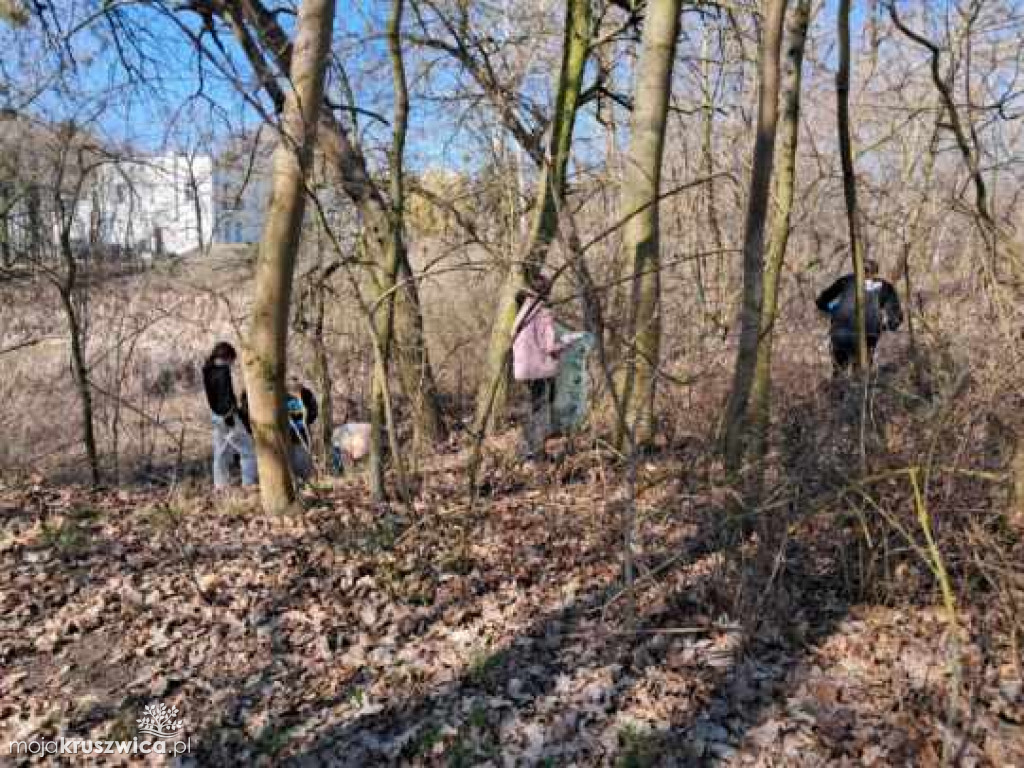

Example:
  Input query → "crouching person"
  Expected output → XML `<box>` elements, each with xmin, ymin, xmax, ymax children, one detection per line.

<box><xmin>286</xmin><ymin>375</ymin><xmax>318</xmax><ymax>481</ymax></box>
<box><xmin>512</xmin><ymin>275</ymin><xmax>570</xmax><ymax>459</ymax></box>
<box><xmin>202</xmin><ymin>341</ymin><xmax>257</xmax><ymax>489</ymax></box>
<box><xmin>332</xmin><ymin>422</ymin><xmax>372</xmax><ymax>474</ymax></box>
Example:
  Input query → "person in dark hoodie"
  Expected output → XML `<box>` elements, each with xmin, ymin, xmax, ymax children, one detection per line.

<box><xmin>816</xmin><ymin>259</ymin><xmax>903</xmax><ymax>374</ymax></box>
<box><xmin>202</xmin><ymin>341</ymin><xmax>257</xmax><ymax>488</ymax></box>
<box><xmin>285</xmin><ymin>374</ymin><xmax>318</xmax><ymax>480</ymax></box>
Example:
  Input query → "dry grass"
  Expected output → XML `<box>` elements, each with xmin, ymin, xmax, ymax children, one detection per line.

<box><xmin>0</xmin><ymin>244</ymin><xmax>1019</xmax><ymax>765</ymax></box>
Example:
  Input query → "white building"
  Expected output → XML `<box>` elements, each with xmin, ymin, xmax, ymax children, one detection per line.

<box><xmin>76</xmin><ymin>149</ymin><xmax>271</xmax><ymax>256</ymax></box>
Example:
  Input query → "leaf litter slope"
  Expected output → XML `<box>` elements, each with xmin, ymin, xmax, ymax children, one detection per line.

<box><xmin>0</xmin><ymin>450</ymin><xmax>1020</xmax><ymax>766</ymax></box>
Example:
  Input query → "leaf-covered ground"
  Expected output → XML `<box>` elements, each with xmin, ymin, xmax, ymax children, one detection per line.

<box><xmin>1</xmin><ymin>445</ymin><xmax>1022</xmax><ymax>766</ymax></box>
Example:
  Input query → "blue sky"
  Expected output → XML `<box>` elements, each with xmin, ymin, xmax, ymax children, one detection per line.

<box><xmin>1</xmin><ymin>0</ymin><xmax>977</xmax><ymax>170</ymax></box>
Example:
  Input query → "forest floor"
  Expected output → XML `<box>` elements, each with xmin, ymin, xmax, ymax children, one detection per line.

<box><xmin>1</xmin><ymin>428</ymin><xmax>1022</xmax><ymax>767</ymax></box>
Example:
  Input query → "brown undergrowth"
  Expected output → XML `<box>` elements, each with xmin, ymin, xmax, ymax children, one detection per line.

<box><xmin>1</xmin><ymin>350</ymin><xmax>1021</xmax><ymax>766</ymax></box>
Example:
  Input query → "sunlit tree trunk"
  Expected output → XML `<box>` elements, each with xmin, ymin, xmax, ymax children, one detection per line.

<box><xmin>473</xmin><ymin>0</ymin><xmax>592</xmax><ymax>435</ymax></box>
<box><xmin>747</xmin><ymin>0</ymin><xmax>811</xmax><ymax>480</ymax></box>
<box><xmin>0</xmin><ymin>0</ymin><xmax>28</xmax><ymax>27</ymax></box>
<box><xmin>216</xmin><ymin>0</ymin><xmax>444</xmax><ymax>448</ymax></box>
<box><xmin>612</xmin><ymin>0</ymin><xmax>683</xmax><ymax>449</ymax></box>
<box><xmin>367</xmin><ymin>0</ymin><xmax>413</xmax><ymax>502</ymax></box>
<box><xmin>244</xmin><ymin>0</ymin><xmax>335</xmax><ymax>514</ymax></box>
<box><xmin>720</xmin><ymin>0</ymin><xmax>789</xmax><ymax>473</ymax></box>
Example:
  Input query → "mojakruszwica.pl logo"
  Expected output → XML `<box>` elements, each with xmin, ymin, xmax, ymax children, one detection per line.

<box><xmin>8</xmin><ymin>700</ymin><xmax>192</xmax><ymax>757</ymax></box>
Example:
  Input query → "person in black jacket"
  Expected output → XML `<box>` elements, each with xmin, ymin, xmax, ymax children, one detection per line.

<box><xmin>202</xmin><ymin>341</ymin><xmax>257</xmax><ymax>488</ymax></box>
<box><xmin>816</xmin><ymin>259</ymin><xmax>903</xmax><ymax>374</ymax></box>
<box><xmin>285</xmin><ymin>374</ymin><xmax>318</xmax><ymax>480</ymax></box>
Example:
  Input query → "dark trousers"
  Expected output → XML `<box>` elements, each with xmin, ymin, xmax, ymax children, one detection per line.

<box><xmin>831</xmin><ymin>332</ymin><xmax>878</xmax><ymax>373</ymax></box>
<box><xmin>521</xmin><ymin>378</ymin><xmax>556</xmax><ymax>456</ymax></box>
<box><xmin>529</xmin><ymin>379</ymin><xmax>556</xmax><ymax>412</ymax></box>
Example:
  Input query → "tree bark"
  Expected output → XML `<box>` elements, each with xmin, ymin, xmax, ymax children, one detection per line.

<box><xmin>58</xmin><ymin>222</ymin><xmax>100</xmax><ymax>486</ymax></box>
<box><xmin>837</xmin><ymin>0</ymin><xmax>869</xmax><ymax>373</ymax></box>
<box><xmin>720</xmin><ymin>0</ymin><xmax>789</xmax><ymax>474</ymax></box>
<box><xmin>0</xmin><ymin>180</ymin><xmax>12</xmax><ymax>268</ymax></box>
<box><xmin>243</xmin><ymin>0</ymin><xmax>335</xmax><ymax>514</ymax></box>
<box><xmin>312</xmin><ymin>259</ymin><xmax>334</xmax><ymax>466</ymax></box>
<box><xmin>472</xmin><ymin>0</ymin><xmax>592</xmax><ymax>435</ymax></box>
<box><xmin>612</xmin><ymin>0</ymin><xmax>683</xmax><ymax>449</ymax></box>
<box><xmin>216</xmin><ymin>0</ymin><xmax>445</xmax><ymax>447</ymax></box>
<box><xmin>747</xmin><ymin>0</ymin><xmax>811</xmax><ymax>480</ymax></box>
<box><xmin>367</xmin><ymin>0</ymin><xmax>412</xmax><ymax>502</ymax></box>
<box><xmin>699</xmin><ymin>21</ymin><xmax>726</xmax><ymax>332</ymax></box>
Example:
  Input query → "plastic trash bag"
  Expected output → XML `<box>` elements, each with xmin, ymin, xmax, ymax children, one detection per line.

<box><xmin>331</xmin><ymin>422</ymin><xmax>371</xmax><ymax>474</ymax></box>
<box><xmin>552</xmin><ymin>327</ymin><xmax>595</xmax><ymax>433</ymax></box>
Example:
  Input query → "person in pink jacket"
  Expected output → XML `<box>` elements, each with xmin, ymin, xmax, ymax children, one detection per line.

<box><xmin>512</xmin><ymin>275</ymin><xmax>569</xmax><ymax>458</ymax></box>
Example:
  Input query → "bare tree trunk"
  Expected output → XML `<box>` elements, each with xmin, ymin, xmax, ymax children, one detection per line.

<box><xmin>58</xmin><ymin>223</ymin><xmax>100</xmax><ymax>486</ymax></box>
<box><xmin>243</xmin><ymin>0</ymin><xmax>335</xmax><ymax>514</ymax></box>
<box><xmin>699</xmin><ymin>21</ymin><xmax>726</xmax><ymax>332</ymax></box>
<box><xmin>612</xmin><ymin>0</ymin><xmax>683</xmax><ymax>449</ymax></box>
<box><xmin>368</xmin><ymin>347</ymin><xmax>387</xmax><ymax>500</ymax></box>
<box><xmin>0</xmin><ymin>180</ymin><xmax>12</xmax><ymax>268</ymax></box>
<box><xmin>215</xmin><ymin>0</ymin><xmax>445</xmax><ymax>447</ymax></box>
<box><xmin>0</xmin><ymin>0</ymin><xmax>28</xmax><ymax>25</ymax></box>
<box><xmin>720</xmin><ymin>0</ymin><xmax>789</xmax><ymax>474</ymax></box>
<box><xmin>747</xmin><ymin>0</ymin><xmax>811</xmax><ymax>482</ymax></box>
<box><xmin>472</xmin><ymin>0</ymin><xmax>592</xmax><ymax>435</ymax></box>
<box><xmin>367</xmin><ymin>0</ymin><xmax>412</xmax><ymax>502</ymax></box>
<box><xmin>26</xmin><ymin>186</ymin><xmax>41</xmax><ymax>262</ymax></box>
<box><xmin>837</xmin><ymin>0</ymin><xmax>869</xmax><ymax>373</ymax></box>
<box><xmin>312</xmin><ymin>262</ymin><xmax>334</xmax><ymax>466</ymax></box>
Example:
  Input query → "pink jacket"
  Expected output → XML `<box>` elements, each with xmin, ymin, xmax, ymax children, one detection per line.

<box><xmin>513</xmin><ymin>297</ymin><xmax>564</xmax><ymax>380</ymax></box>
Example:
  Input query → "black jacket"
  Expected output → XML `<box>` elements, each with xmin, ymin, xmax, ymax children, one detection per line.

<box><xmin>286</xmin><ymin>387</ymin><xmax>318</xmax><ymax>445</ymax></box>
<box><xmin>234</xmin><ymin>387</ymin><xmax>317</xmax><ymax>443</ymax></box>
<box><xmin>202</xmin><ymin>361</ymin><xmax>250</xmax><ymax>430</ymax></box>
<box><xmin>816</xmin><ymin>274</ymin><xmax>902</xmax><ymax>339</ymax></box>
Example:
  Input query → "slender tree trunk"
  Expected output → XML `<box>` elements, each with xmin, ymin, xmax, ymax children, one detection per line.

<box><xmin>837</xmin><ymin>0</ymin><xmax>869</xmax><ymax>373</ymax></box>
<box><xmin>0</xmin><ymin>181</ymin><xmax>12</xmax><ymax>268</ymax></box>
<box><xmin>367</xmin><ymin>0</ymin><xmax>412</xmax><ymax>502</ymax></box>
<box><xmin>243</xmin><ymin>0</ymin><xmax>335</xmax><ymax>514</ymax></box>
<box><xmin>26</xmin><ymin>186</ymin><xmax>41</xmax><ymax>261</ymax></box>
<box><xmin>747</xmin><ymin>0</ymin><xmax>811</xmax><ymax>481</ymax></box>
<box><xmin>472</xmin><ymin>0</ymin><xmax>592</xmax><ymax>435</ymax></box>
<box><xmin>699</xmin><ymin>22</ymin><xmax>725</xmax><ymax>330</ymax></box>
<box><xmin>896</xmin><ymin>123</ymin><xmax>937</xmax><ymax>390</ymax></box>
<box><xmin>613</xmin><ymin>0</ymin><xmax>683</xmax><ymax>449</ymax></box>
<box><xmin>217</xmin><ymin>0</ymin><xmax>445</xmax><ymax>446</ymax></box>
<box><xmin>368</xmin><ymin>349</ymin><xmax>387</xmax><ymax>500</ymax></box>
<box><xmin>58</xmin><ymin>225</ymin><xmax>100</xmax><ymax>486</ymax></box>
<box><xmin>312</xmin><ymin>267</ymin><xmax>334</xmax><ymax>466</ymax></box>
<box><xmin>720</xmin><ymin>0</ymin><xmax>789</xmax><ymax>474</ymax></box>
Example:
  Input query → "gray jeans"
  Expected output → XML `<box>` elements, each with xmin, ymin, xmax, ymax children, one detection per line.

<box><xmin>519</xmin><ymin>378</ymin><xmax>555</xmax><ymax>457</ymax></box>
<box><xmin>212</xmin><ymin>416</ymin><xmax>257</xmax><ymax>488</ymax></box>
